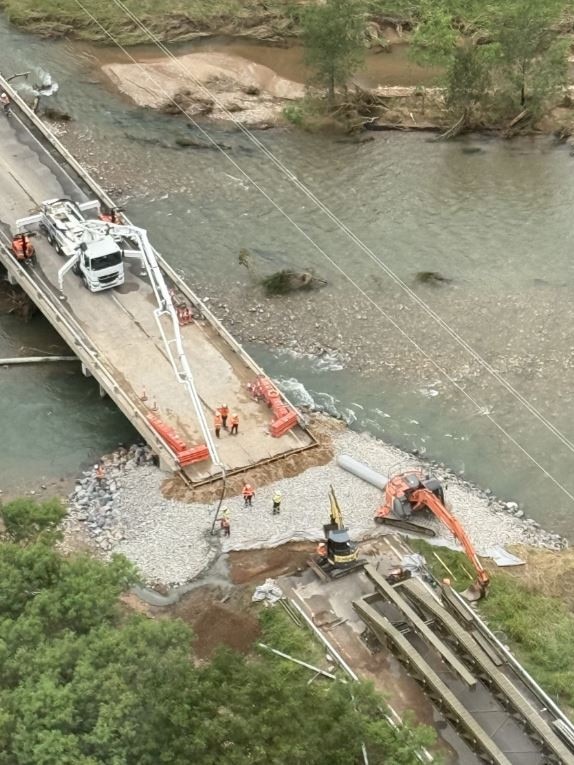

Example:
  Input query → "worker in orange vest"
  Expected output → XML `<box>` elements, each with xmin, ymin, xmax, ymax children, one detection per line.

<box><xmin>316</xmin><ymin>541</ymin><xmax>328</xmax><ymax>561</ymax></box>
<box><xmin>95</xmin><ymin>463</ymin><xmax>106</xmax><ymax>482</ymax></box>
<box><xmin>242</xmin><ymin>482</ymin><xmax>255</xmax><ymax>507</ymax></box>
<box><xmin>214</xmin><ymin>410</ymin><xmax>223</xmax><ymax>438</ymax></box>
<box><xmin>229</xmin><ymin>412</ymin><xmax>239</xmax><ymax>435</ymax></box>
<box><xmin>219</xmin><ymin>404</ymin><xmax>229</xmax><ymax>430</ymax></box>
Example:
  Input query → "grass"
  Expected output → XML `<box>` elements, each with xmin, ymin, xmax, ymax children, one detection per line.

<box><xmin>410</xmin><ymin>539</ymin><xmax>574</xmax><ymax>712</ymax></box>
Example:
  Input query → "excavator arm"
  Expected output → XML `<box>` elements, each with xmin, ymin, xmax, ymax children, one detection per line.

<box><xmin>411</xmin><ymin>488</ymin><xmax>490</xmax><ymax>598</ymax></box>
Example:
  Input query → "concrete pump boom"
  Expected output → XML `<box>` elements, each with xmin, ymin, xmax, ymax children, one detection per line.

<box><xmin>78</xmin><ymin>219</ymin><xmax>224</xmax><ymax>473</ymax></box>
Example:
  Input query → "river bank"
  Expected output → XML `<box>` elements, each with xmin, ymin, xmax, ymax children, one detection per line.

<box><xmin>61</xmin><ymin>414</ymin><xmax>566</xmax><ymax>586</ymax></box>
<box><xmin>0</xmin><ymin>0</ymin><xmax>299</xmax><ymax>44</ymax></box>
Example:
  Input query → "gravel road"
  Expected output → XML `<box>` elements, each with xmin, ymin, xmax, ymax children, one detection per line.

<box><xmin>65</xmin><ymin>424</ymin><xmax>566</xmax><ymax>585</ymax></box>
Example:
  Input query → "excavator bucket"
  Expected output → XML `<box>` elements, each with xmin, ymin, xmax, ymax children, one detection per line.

<box><xmin>462</xmin><ymin>581</ymin><xmax>487</xmax><ymax>602</ymax></box>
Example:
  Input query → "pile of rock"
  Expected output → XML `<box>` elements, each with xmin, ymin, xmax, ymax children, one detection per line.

<box><xmin>67</xmin><ymin>444</ymin><xmax>155</xmax><ymax>553</ymax></box>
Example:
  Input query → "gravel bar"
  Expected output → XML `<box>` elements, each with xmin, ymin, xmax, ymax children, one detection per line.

<box><xmin>65</xmin><ymin>430</ymin><xmax>567</xmax><ymax>585</ymax></box>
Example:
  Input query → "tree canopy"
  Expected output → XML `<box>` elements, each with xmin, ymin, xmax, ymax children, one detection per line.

<box><xmin>410</xmin><ymin>0</ymin><xmax>569</xmax><ymax>124</ymax></box>
<box><xmin>300</xmin><ymin>0</ymin><xmax>367</xmax><ymax>104</ymax></box>
<box><xmin>0</xmin><ymin>499</ymin><xmax>436</xmax><ymax>764</ymax></box>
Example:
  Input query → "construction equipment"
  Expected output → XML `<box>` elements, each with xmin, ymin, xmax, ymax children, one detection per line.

<box><xmin>375</xmin><ymin>470</ymin><xmax>489</xmax><ymax>601</ymax></box>
<box><xmin>309</xmin><ymin>486</ymin><xmax>365</xmax><ymax>580</ymax></box>
<box><xmin>16</xmin><ymin>198</ymin><xmax>125</xmax><ymax>292</ymax></box>
<box><xmin>10</xmin><ymin>232</ymin><xmax>36</xmax><ymax>264</ymax></box>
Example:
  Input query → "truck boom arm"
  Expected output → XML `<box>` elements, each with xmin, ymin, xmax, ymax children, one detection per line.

<box><xmin>98</xmin><ymin>220</ymin><xmax>223</xmax><ymax>472</ymax></box>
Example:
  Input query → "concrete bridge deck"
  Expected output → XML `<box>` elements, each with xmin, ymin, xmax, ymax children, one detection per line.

<box><xmin>0</xmin><ymin>82</ymin><xmax>314</xmax><ymax>483</ymax></box>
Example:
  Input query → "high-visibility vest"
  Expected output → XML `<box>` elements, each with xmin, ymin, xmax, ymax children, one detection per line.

<box><xmin>243</xmin><ymin>485</ymin><xmax>254</xmax><ymax>497</ymax></box>
<box><xmin>214</xmin><ymin>413</ymin><xmax>222</xmax><ymax>427</ymax></box>
<box><xmin>316</xmin><ymin>543</ymin><xmax>327</xmax><ymax>556</ymax></box>
<box><xmin>273</xmin><ymin>493</ymin><xmax>282</xmax><ymax>504</ymax></box>
<box><xmin>230</xmin><ymin>414</ymin><xmax>239</xmax><ymax>426</ymax></box>
<box><xmin>220</xmin><ymin>406</ymin><xmax>229</xmax><ymax>417</ymax></box>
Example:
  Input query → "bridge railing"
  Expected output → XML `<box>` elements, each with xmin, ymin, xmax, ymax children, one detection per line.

<box><xmin>0</xmin><ymin>74</ymin><xmax>310</xmax><ymax>435</ymax></box>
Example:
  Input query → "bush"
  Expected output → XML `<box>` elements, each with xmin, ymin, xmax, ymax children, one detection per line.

<box><xmin>1</xmin><ymin>498</ymin><xmax>66</xmax><ymax>543</ymax></box>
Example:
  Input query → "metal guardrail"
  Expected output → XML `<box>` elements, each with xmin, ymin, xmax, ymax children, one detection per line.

<box><xmin>0</xmin><ymin>239</ymin><xmax>179</xmax><ymax>470</ymax></box>
<box><xmin>0</xmin><ymin>74</ymin><xmax>311</xmax><ymax>436</ymax></box>
<box><xmin>445</xmin><ymin>586</ymin><xmax>574</xmax><ymax>748</ymax></box>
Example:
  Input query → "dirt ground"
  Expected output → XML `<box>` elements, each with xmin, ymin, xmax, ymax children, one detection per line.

<box><xmin>227</xmin><ymin>541</ymin><xmax>314</xmax><ymax>584</ymax></box>
<box><xmin>122</xmin><ymin>542</ymin><xmax>314</xmax><ymax>657</ymax></box>
<box><xmin>162</xmin><ymin>414</ymin><xmax>341</xmax><ymax>504</ymax></box>
<box><xmin>169</xmin><ymin>585</ymin><xmax>262</xmax><ymax>658</ymax></box>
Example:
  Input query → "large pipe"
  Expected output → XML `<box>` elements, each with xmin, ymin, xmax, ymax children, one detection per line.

<box><xmin>337</xmin><ymin>454</ymin><xmax>388</xmax><ymax>491</ymax></box>
<box><xmin>0</xmin><ymin>356</ymin><xmax>78</xmax><ymax>365</ymax></box>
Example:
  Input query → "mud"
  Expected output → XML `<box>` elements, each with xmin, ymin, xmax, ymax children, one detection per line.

<box><xmin>167</xmin><ymin>584</ymin><xmax>261</xmax><ymax>658</ymax></box>
<box><xmin>228</xmin><ymin>541</ymin><xmax>313</xmax><ymax>584</ymax></box>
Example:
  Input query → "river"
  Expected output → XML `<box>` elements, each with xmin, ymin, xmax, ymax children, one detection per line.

<box><xmin>2</xmin><ymin>16</ymin><xmax>574</xmax><ymax>538</ymax></box>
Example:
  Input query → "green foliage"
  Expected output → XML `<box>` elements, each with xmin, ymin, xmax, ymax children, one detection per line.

<box><xmin>490</xmin><ymin>0</ymin><xmax>568</xmax><ymax>117</ymax></box>
<box><xmin>0</xmin><ymin>0</ymin><xmax>288</xmax><ymax>43</ymax></box>
<box><xmin>410</xmin><ymin>0</ymin><xmax>569</xmax><ymax>125</ymax></box>
<box><xmin>481</xmin><ymin>575</ymin><xmax>574</xmax><ymax>710</ymax></box>
<box><xmin>283</xmin><ymin>103</ymin><xmax>305</xmax><ymax>126</ymax></box>
<box><xmin>445</xmin><ymin>42</ymin><xmax>492</xmax><ymax>121</ymax></box>
<box><xmin>300</xmin><ymin>0</ymin><xmax>367</xmax><ymax>104</ymax></box>
<box><xmin>0</xmin><ymin>504</ymin><xmax>434</xmax><ymax>764</ymax></box>
<box><xmin>1</xmin><ymin>498</ymin><xmax>66</xmax><ymax>543</ymax></box>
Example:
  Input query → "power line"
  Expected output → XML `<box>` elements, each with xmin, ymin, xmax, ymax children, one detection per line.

<box><xmin>102</xmin><ymin>0</ymin><xmax>574</xmax><ymax>461</ymax></box>
<box><xmin>71</xmin><ymin>0</ymin><xmax>574</xmax><ymax>505</ymax></box>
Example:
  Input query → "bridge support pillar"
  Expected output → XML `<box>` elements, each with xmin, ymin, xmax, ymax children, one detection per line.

<box><xmin>158</xmin><ymin>453</ymin><xmax>172</xmax><ymax>473</ymax></box>
<box><xmin>98</xmin><ymin>384</ymin><xmax>106</xmax><ymax>399</ymax></box>
<box><xmin>81</xmin><ymin>362</ymin><xmax>91</xmax><ymax>378</ymax></box>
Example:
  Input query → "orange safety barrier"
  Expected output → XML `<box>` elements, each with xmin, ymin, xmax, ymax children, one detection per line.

<box><xmin>147</xmin><ymin>414</ymin><xmax>210</xmax><ymax>466</ymax></box>
<box><xmin>270</xmin><ymin>411</ymin><xmax>298</xmax><ymax>438</ymax></box>
<box><xmin>247</xmin><ymin>375</ymin><xmax>299</xmax><ymax>438</ymax></box>
<box><xmin>147</xmin><ymin>414</ymin><xmax>187</xmax><ymax>452</ymax></box>
<box><xmin>178</xmin><ymin>445</ymin><xmax>210</xmax><ymax>466</ymax></box>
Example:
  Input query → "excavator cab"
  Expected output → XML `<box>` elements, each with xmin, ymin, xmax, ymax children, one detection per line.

<box><xmin>376</xmin><ymin>470</ymin><xmax>490</xmax><ymax>600</ymax></box>
<box><xmin>310</xmin><ymin>487</ymin><xmax>365</xmax><ymax>580</ymax></box>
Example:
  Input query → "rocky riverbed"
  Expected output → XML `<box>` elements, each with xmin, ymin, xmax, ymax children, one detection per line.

<box><xmin>63</xmin><ymin>416</ymin><xmax>566</xmax><ymax>586</ymax></box>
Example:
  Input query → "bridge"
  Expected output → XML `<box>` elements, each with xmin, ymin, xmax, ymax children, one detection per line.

<box><xmin>0</xmin><ymin>76</ymin><xmax>315</xmax><ymax>484</ymax></box>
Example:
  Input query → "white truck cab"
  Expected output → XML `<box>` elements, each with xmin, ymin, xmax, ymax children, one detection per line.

<box><xmin>16</xmin><ymin>198</ymin><xmax>125</xmax><ymax>293</ymax></box>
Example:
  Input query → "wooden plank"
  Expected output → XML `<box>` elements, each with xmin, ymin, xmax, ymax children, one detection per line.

<box><xmin>401</xmin><ymin>578</ymin><xmax>574</xmax><ymax>765</ymax></box>
<box><xmin>353</xmin><ymin>597</ymin><xmax>513</xmax><ymax>765</ymax></box>
<box><xmin>364</xmin><ymin>564</ymin><xmax>477</xmax><ymax>687</ymax></box>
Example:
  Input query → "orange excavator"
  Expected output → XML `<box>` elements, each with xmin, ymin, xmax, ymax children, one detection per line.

<box><xmin>375</xmin><ymin>469</ymin><xmax>489</xmax><ymax>601</ymax></box>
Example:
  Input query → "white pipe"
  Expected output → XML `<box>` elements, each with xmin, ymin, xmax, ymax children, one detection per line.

<box><xmin>337</xmin><ymin>454</ymin><xmax>389</xmax><ymax>491</ymax></box>
<box><xmin>0</xmin><ymin>356</ymin><xmax>78</xmax><ymax>365</ymax></box>
<box><xmin>257</xmin><ymin>643</ymin><xmax>337</xmax><ymax>679</ymax></box>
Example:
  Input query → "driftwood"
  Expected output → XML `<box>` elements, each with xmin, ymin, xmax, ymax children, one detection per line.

<box><xmin>435</xmin><ymin>113</ymin><xmax>466</xmax><ymax>141</ymax></box>
<box><xmin>501</xmin><ymin>109</ymin><xmax>531</xmax><ymax>138</ymax></box>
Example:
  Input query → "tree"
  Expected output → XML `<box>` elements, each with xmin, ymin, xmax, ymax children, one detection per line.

<box><xmin>300</xmin><ymin>0</ymin><xmax>366</xmax><ymax>105</ymax></box>
<box><xmin>0</xmin><ymin>500</ymin><xmax>435</xmax><ymax>764</ymax></box>
<box><xmin>445</xmin><ymin>42</ymin><xmax>492</xmax><ymax>125</ymax></box>
<box><xmin>1</xmin><ymin>498</ymin><xmax>67</xmax><ymax>543</ymax></box>
<box><xmin>492</xmin><ymin>0</ymin><xmax>568</xmax><ymax>117</ymax></box>
<box><xmin>410</xmin><ymin>0</ymin><xmax>568</xmax><ymax>127</ymax></box>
